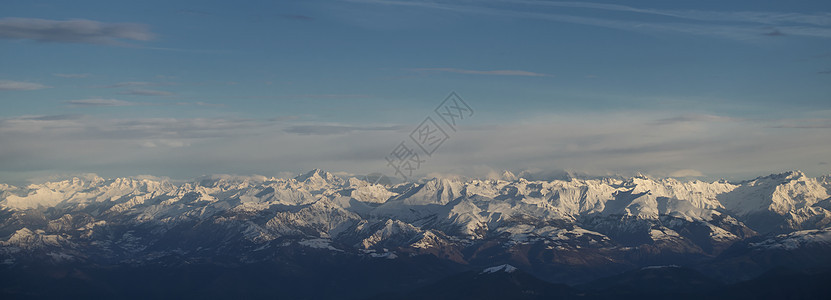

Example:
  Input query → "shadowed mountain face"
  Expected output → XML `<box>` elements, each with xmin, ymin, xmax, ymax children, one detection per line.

<box><xmin>2</xmin><ymin>170</ymin><xmax>831</xmax><ymax>298</ymax></box>
<box><xmin>368</xmin><ymin>265</ymin><xmax>831</xmax><ymax>300</ymax></box>
<box><xmin>367</xmin><ymin>264</ymin><xmax>580</xmax><ymax>300</ymax></box>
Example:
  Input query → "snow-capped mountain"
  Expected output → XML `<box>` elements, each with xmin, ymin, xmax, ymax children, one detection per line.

<box><xmin>2</xmin><ymin>170</ymin><xmax>831</xmax><ymax>283</ymax></box>
<box><xmin>719</xmin><ymin>171</ymin><xmax>831</xmax><ymax>233</ymax></box>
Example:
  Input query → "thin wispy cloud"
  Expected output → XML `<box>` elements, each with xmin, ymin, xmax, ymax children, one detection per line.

<box><xmin>764</xmin><ymin>29</ymin><xmax>785</xmax><ymax>36</ymax></box>
<box><xmin>17</xmin><ymin>114</ymin><xmax>83</xmax><ymax>121</ymax></box>
<box><xmin>669</xmin><ymin>169</ymin><xmax>705</xmax><ymax>178</ymax></box>
<box><xmin>64</xmin><ymin>98</ymin><xmax>217</xmax><ymax>107</ymax></box>
<box><xmin>652</xmin><ymin>114</ymin><xmax>740</xmax><ymax>126</ymax></box>
<box><xmin>0</xmin><ymin>18</ymin><xmax>154</xmax><ymax>45</ymax></box>
<box><xmin>349</xmin><ymin>0</ymin><xmax>831</xmax><ymax>40</ymax></box>
<box><xmin>175</xmin><ymin>101</ymin><xmax>225</xmax><ymax>107</ymax></box>
<box><xmin>408</xmin><ymin>68</ymin><xmax>550</xmax><ymax>77</ymax></box>
<box><xmin>1</xmin><ymin>111</ymin><xmax>829</xmax><ymax>183</ymax></box>
<box><xmin>234</xmin><ymin>94</ymin><xmax>372</xmax><ymax>100</ymax></box>
<box><xmin>53</xmin><ymin>73</ymin><xmax>91</xmax><ymax>78</ymax></box>
<box><xmin>284</xmin><ymin>124</ymin><xmax>404</xmax><ymax>135</ymax></box>
<box><xmin>97</xmin><ymin>81</ymin><xmax>174</xmax><ymax>88</ymax></box>
<box><xmin>287</xmin><ymin>94</ymin><xmax>370</xmax><ymax>99</ymax></box>
<box><xmin>65</xmin><ymin>99</ymin><xmax>137</xmax><ymax>107</ymax></box>
<box><xmin>0</xmin><ymin>80</ymin><xmax>49</xmax><ymax>91</ymax></box>
<box><xmin>504</xmin><ymin>1</ymin><xmax>831</xmax><ymax>27</ymax></box>
<box><xmin>772</xmin><ymin>118</ymin><xmax>831</xmax><ymax>129</ymax></box>
<box><xmin>118</xmin><ymin>89</ymin><xmax>175</xmax><ymax>96</ymax></box>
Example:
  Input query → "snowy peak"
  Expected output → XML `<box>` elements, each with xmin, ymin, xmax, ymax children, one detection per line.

<box><xmin>0</xmin><ymin>183</ymin><xmax>17</xmax><ymax>190</ymax></box>
<box><xmin>500</xmin><ymin>170</ymin><xmax>517</xmax><ymax>181</ymax></box>
<box><xmin>716</xmin><ymin>170</ymin><xmax>830</xmax><ymax>233</ymax></box>
<box><xmin>0</xmin><ymin>175</ymin><xmax>177</xmax><ymax>210</ymax></box>
<box><xmin>749</xmin><ymin>228</ymin><xmax>831</xmax><ymax>251</ymax></box>
<box><xmin>739</xmin><ymin>170</ymin><xmax>808</xmax><ymax>186</ymax></box>
<box><xmin>720</xmin><ymin>170</ymin><xmax>829</xmax><ymax>215</ymax></box>
<box><xmin>295</xmin><ymin>168</ymin><xmax>333</xmax><ymax>181</ymax></box>
<box><xmin>819</xmin><ymin>175</ymin><xmax>831</xmax><ymax>190</ymax></box>
<box><xmin>1</xmin><ymin>169</ymin><xmax>830</xmax><ymax>266</ymax></box>
<box><xmin>481</xmin><ymin>264</ymin><xmax>518</xmax><ymax>274</ymax></box>
<box><xmin>294</xmin><ymin>169</ymin><xmax>343</xmax><ymax>188</ymax></box>
<box><xmin>194</xmin><ymin>174</ymin><xmax>269</xmax><ymax>190</ymax></box>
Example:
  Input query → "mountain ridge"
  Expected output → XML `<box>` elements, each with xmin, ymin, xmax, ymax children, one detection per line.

<box><xmin>2</xmin><ymin>169</ymin><xmax>831</xmax><ymax>285</ymax></box>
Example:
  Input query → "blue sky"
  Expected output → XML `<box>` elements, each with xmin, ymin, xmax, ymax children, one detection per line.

<box><xmin>1</xmin><ymin>0</ymin><xmax>830</xmax><ymax>184</ymax></box>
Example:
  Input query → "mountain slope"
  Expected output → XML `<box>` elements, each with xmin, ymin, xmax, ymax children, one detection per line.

<box><xmin>1</xmin><ymin>170</ymin><xmax>830</xmax><ymax>286</ymax></box>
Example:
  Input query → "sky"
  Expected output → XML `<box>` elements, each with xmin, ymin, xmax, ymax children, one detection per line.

<box><xmin>1</xmin><ymin>0</ymin><xmax>830</xmax><ymax>185</ymax></box>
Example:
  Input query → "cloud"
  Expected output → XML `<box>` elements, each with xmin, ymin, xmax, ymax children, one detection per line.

<box><xmin>65</xmin><ymin>99</ymin><xmax>137</xmax><ymax>106</ymax></box>
<box><xmin>53</xmin><ymin>73</ymin><xmax>90</xmax><ymax>78</ymax></box>
<box><xmin>64</xmin><ymin>99</ymin><xmax>220</xmax><ymax>108</ymax></box>
<box><xmin>408</xmin><ymin>68</ymin><xmax>549</xmax><ymax>77</ymax></box>
<box><xmin>819</xmin><ymin>69</ymin><xmax>831</xmax><ymax>74</ymax></box>
<box><xmin>18</xmin><ymin>114</ymin><xmax>83</xmax><ymax>121</ymax></box>
<box><xmin>0</xmin><ymin>115</ymin><xmax>264</xmax><ymax>140</ymax></box>
<box><xmin>97</xmin><ymin>81</ymin><xmax>160</xmax><ymax>88</ymax></box>
<box><xmin>764</xmin><ymin>28</ymin><xmax>785</xmax><ymax>36</ymax></box>
<box><xmin>348</xmin><ymin>0</ymin><xmax>831</xmax><ymax>40</ymax></box>
<box><xmin>771</xmin><ymin>118</ymin><xmax>831</xmax><ymax>128</ymax></box>
<box><xmin>2</xmin><ymin>111</ymin><xmax>830</xmax><ymax>184</ymax></box>
<box><xmin>139</xmin><ymin>139</ymin><xmax>190</xmax><ymax>148</ymax></box>
<box><xmin>669</xmin><ymin>169</ymin><xmax>705</xmax><ymax>177</ymax></box>
<box><xmin>284</xmin><ymin>124</ymin><xmax>404</xmax><ymax>135</ymax></box>
<box><xmin>118</xmin><ymin>89</ymin><xmax>174</xmax><ymax>96</ymax></box>
<box><xmin>503</xmin><ymin>1</ymin><xmax>831</xmax><ymax>27</ymax></box>
<box><xmin>175</xmin><ymin>101</ymin><xmax>225</xmax><ymax>107</ymax></box>
<box><xmin>652</xmin><ymin>114</ymin><xmax>740</xmax><ymax>126</ymax></box>
<box><xmin>283</xmin><ymin>94</ymin><xmax>370</xmax><ymax>99</ymax></box>
<box><xmin>0</xmin><ymin>18</ymin><xmax>154</xmax><ymax>45</ymax></box>
<box><xmin>0</xmin><ymin>80</ymin><xmax>49</xmax><ymax>91</ymax></box>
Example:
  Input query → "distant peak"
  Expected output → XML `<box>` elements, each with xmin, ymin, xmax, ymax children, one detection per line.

<box><xmin>751</xmin><ymin>170</ymin><xmax>807</xmax><ymax>182</ymax></box>
<box><xmin>785</xmin><ymin>170</ymin><xmax>806</xmax><ymax>178</ymax></box>
<box><xmin>634</xmin><ymin>172</ymin><xmax>650</xmax><ymax>180</ymax></box>
<box><xmin>500</xmin><ymin>170</ymin><xmax>517</xmax><ymax>181</ymax></box>
<box><xmin>295</xmin><ymin>169</ymin><xmax>337</xmax><ymax>182</ymax></box>
<box><xmin>481</xmin><ymin>264</ymin><xmax>518</xmax><ymax>274</ymax></box>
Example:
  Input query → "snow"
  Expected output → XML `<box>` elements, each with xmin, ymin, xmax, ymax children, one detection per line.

<box><xmin>359</xmin><ymin>219</ymin><xmax>422</xmax><ymax>249</ymax></box>
<box><xmin>298</xmin><ymin>238</ymin><xmax>343</xmax><ymax>252</ymax></box>
<box><xmin>481</xmin><ymin>264</ymin><xmax>518</xmax><ymax>274</ymax></box>
<box><xmin>0</xmin><ymin>228</ymin><xmax>71</xmax><ymax>250</ymax></box>
<box><xmin>410</xmin><ymin>231</ymin><xmax>443</xmax><ymax>249</ymax></box>
<box><xmin>650</xmin><ymin>227</ymin><xmax>682</xmax><ymax>241</ymax></box>
<box><xmin>369</xmin><ymin>252</ymin><xmax>398</xmax><ymax>259</ymax></box>
<box><xmin>749</xmin><ymin>228</ymin><xmax>831</xmax><ymax>250</ymax></box>
<box><xmin>0</xmin><ymin>175</ymin><xmax>175</xmax><ymax>210</ymax></box>
<box><xmin>719</xmin><ymin>171</ymin><xmax>829</xmax><ymax>216</ymax></box>
<box><xmin>641</xmin><ymin>265</ymin><xmax>680</xmax><ymax>270</ymax></box>
<box><xmin>1</xmin><ymin>169</ymin><xmax>830</xmax><ymax>262</ymax></box>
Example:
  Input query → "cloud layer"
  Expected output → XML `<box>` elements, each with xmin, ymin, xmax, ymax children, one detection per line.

<box><xmin>118</xmin><ymin>89</ymin><xmax>174</xmax><ymax>96</ymax></box>
<box><xmin>349</xmin><ymin>0</ymin><xmax>831</xmax><ymax>40</ymax></box>
<box><xmin>65</xmin><ymin>99</ymin><xmax>137</xmax><ymax>106</ymax></box>
<box><xmin>0</xmin><ymin>18</ymin><xmax>154</xmax><ymax>45</ymax></box>
<box><xmin>0</xmin><ymin>80</ymin><xmax>49</xmax><ymax>91</ymax></box>
<box><xmin>1</xmin><ymin>111</ymin><xmax>829</xmax><ymax>184</ymax></box>
<box><xmin>408</xmin><ymin>68</ymin><xmax>549</xmax><ymax>77</ymax></box>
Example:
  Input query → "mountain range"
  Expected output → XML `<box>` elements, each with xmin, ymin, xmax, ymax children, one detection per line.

<box><xmin>2</xmin><ymin>169</ymin><xmax>831</xmax><ymax>298</ymax></box>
